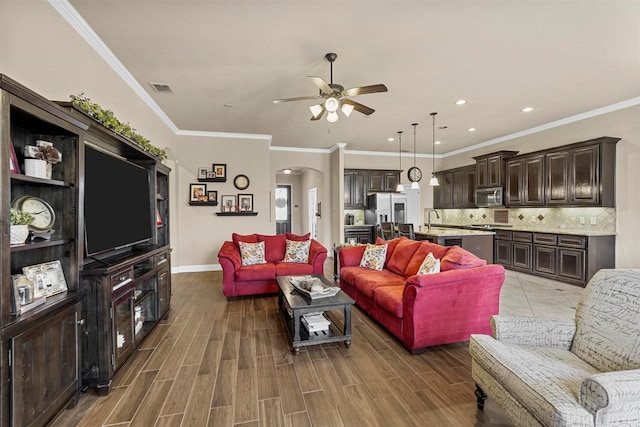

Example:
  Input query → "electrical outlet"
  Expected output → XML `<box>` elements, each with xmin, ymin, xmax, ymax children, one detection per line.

<box><xmin>590</xmin><ymin>217</ymin><xmax>597</xmax><ymax>225</ymax></box>
<box><xmin>580</xmin><ymin>217</ymin><xmax>586</xmax><ymax>225</ymax></box>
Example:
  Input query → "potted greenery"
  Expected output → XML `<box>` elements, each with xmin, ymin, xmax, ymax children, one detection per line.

<box><xmin>10</xmin><ymin>208</ymin><xmax>34</xmax><ymax>244</ymax></box>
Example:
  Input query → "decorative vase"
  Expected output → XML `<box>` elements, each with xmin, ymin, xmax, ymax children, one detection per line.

<box><xmin>24</xmin><ymin>158</ymin><xmax>50</xmax><ymax>179</ymax></box>
<box><xmin>10</xmin><ymin>224</ymin><xmax>30</xmax><ymax>244</ymax></box>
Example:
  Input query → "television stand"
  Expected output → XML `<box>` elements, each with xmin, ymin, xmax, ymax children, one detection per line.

<box><xmin>81</xmin><ymin>245</ymin><xmax>171</xmax><ymax>395</ymax></box>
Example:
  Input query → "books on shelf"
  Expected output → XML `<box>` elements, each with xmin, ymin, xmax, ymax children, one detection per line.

<box><xmin>302</xmin><ymin>312</ymin><xmax>330</xmax><ymax>332</ymax></box>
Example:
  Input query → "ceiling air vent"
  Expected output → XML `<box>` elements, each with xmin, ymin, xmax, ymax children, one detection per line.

<box><xmin>149</xmin><ymin>82</ymin><xmax>172</xmax><ymax>93</ymax></box>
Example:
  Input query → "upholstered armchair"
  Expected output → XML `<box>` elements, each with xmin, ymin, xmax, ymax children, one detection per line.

<box><xmin>469</xmin><ymin>269</ymin><xmax>640</xmax><ymax>426</ymax></box>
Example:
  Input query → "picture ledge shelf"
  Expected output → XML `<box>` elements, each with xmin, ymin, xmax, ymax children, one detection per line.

<box><xmin>216</xmin><ymin>212</ymin><xmax>258</xmax><ymax>216</ymax></box>
<box><xmin>188</xmin><ymin>201</ymin><xmax>218</xmax><ymax>206</ymax></box>
<box><xmin>197</xmin><ymin>178</ymin><xmax>226</xmax><ymax>183</ymax></box>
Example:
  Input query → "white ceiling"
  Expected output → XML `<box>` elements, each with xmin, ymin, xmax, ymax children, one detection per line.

<box><xmin>64</xmin><ymin>0</ymin><xmax>640</xmax><ymax>155</ymax></box>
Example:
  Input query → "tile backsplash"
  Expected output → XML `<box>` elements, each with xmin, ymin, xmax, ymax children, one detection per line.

<box><xmin>425</xmin><ymin>207</ymin><xmax>616</xmax><ymax>233</ymax></box>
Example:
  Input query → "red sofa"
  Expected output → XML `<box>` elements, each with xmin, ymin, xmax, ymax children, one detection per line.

<box><xmin>218</xmin><ymin>233</ymin><xmax>328</xmax><ymax>299</ymax></box>
<box><xmin>338</xmin><ymin>237</ymin><xmax>505</xmax><ymax>354</ymax></box>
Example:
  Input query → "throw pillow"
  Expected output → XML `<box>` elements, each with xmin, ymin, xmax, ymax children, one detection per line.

<box><xmin>283</xmin><ymin>239</ymin><xmax>311</xmax><ymax>263</ymax></box>
<box><xmin>359</xmin><ymin>243</ymin><xmax>388</xmax><ymax>271</ymax></box>
<box><xmin>440</xmin><ymin>245</ymin><xmax>487</xmax><ymax>271</ymax></box>
<box><xmin>285</xmin><ymin>232</ymin><xmax>311</xmax><ymax>241</ymax></box>
<box><xmin>417</xmin><ymin>252</ymin><xmax>441</xmax><ymax>275</ymax></box>
<box><xmin>239</xmin><ymin>241</ymin><xmax>266</xmax><ymax>266</ymax></box>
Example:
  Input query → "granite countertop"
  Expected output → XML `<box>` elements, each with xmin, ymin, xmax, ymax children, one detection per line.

<box><xmin>428</xmin><ymin>224</ymin><xmax>616</xmax><ymax>237</ymax></box>
<box><xmin>344</xmin><ymin>224</ymin><xmax>374</xmax><ymax>228</ymax></box>
<box><xmin>415</xmin><ymin>228</ymin><xmax>495</xmax><ymax>237</ymax></box>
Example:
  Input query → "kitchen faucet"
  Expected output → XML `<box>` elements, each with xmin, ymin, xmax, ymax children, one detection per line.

<box><xmin>426</xmin><ymin>209</ymin><xmax>440</xmax><ymax>231</ymax></box>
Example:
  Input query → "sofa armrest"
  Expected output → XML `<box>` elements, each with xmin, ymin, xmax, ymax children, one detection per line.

<box><xmin>580</xmin><ymin>369</ymin><xmax>640</xmax><ymax>416</ymax></box>
<box><xmin>308</xmin><ymin>239</ymin><xmax>327</xmax><ymax>265</ymax></box>
<box><xmin>218</xmin><ymin>241</ymin><xmax>241</xmax><ymax>270</ymax></box>
<box><xmin>490</xmin><ymin>315</ymin><xmax>576</xmax><ymax>350</ymax></box>
<box><xmin>338</xmin><ymin>245</ymin><xmax>366</xmax><ymax>267</ymax></box>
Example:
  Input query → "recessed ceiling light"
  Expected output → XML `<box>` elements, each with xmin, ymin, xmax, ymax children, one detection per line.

<box><xmin>521</xmin><ymin>107</ymin><xmax>534</xmax><ymax>112</ymax></box>
<box><xmin>468</xmin><ymin>127</ymin><xmax>476</xmax><ymax>132</ymax></box>
<box><xmin>388</xmin><ymin>137</ymin><xmax>395</xmax><ymax>142</ymax></box>
<box><xmin>283</xmin><ymin>168</ymin><xmax>292</xmax><ymax>174</ymax></box>
<box><xmin>435</xmin><ymin>140</ymin><xmax>442</xmax><ymax>145</ymax></box>
<box><xmin>455</xmin><ymin>99</ymin><xmax>467</xmax><ymax>105</ymax></box>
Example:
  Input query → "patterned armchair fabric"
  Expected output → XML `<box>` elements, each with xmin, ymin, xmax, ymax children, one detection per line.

<box><xmin>470</xmin><ymin>269</ymin><xmax>640</xmax><ymax>427</ymax></box>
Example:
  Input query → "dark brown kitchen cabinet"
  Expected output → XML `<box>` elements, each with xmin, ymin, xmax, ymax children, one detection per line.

<box><xmin>474</xmin><ymin>151</ymin><xmax>518</xmax><ymax>188</ymax></box>
<box><xmin>433</xmin><ymin>165</ymin><xmax>475</xmax><ymax>209</ymax></box>
<box><xmin>571</xmin><ymin>144</ymin><xmax>599</xmax><ymax>205</ymax></box>
<box><xmin>505</xmin><ymin>155</ymin><xmax>545</xmax><ymax>206</ymax></box>
<box><xmin>558</xmin><ymin>248</ymin><xmax>585</xmax><ymax>283</ymax></box>
<box><xmin>344</xmin><ymin>226</ymin><xmax>375</xmax><ymax>244</ymax></box>
<box><xmin>546</xmin><ymin>151</ymin><xmax>570</xmax><ymax>205</ymax></box>
<box><xmin>368</xmin><ymin>170</ymin><xmax>401</xmax><ymax>192</ymax></box>
<box><xmin>344</xmin><ymin>169</ymin><xmax>367</xmax><ymax>208</ymax></box>
<box><xmin>433</xmin><ymin>170</ymin><xmax>453</xmax><ymax>209</ymax></box>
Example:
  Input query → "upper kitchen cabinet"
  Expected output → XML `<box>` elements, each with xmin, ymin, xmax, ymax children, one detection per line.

<box><xmin>344</xmin><ymin>169</ymin><xmax>367</xmax><ymax>208</ymax></box>
<box><xmin>433</xmin><ymin>165</ymin><xmax>475</xmax><ymax>209</ymax></box>
<box><xmin>473</xmin><ymin>151</ymin><xmax>518</xmax><ymax>188</ymax></box>
<box><xmin>505</xmin><ymin>154</ymin><xmax>545</xmax><ymax>206</ymax></box>
<box><xmin>545</xmin><ymin>137</ymin><xmax>618</xmax><ymax>206</ymax></box>
<box><xmin>368</xmin><ymin>170</ymin><xmax>401</xmax><ymax>192</ymax></box>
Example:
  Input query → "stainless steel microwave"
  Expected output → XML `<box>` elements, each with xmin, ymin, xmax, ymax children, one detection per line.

<box><xmin>475</xmin><ymin>187</ymin><xmax>503</xmax><ymax>207</ymax></box>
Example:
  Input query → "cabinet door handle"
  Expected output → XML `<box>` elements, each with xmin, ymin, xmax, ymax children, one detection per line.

<box><xmin>77</xmin><ymin>318</ymin><xmax>85</xmax><ymax>326</ymax></box>
<box><xmin>157</xmin><ymin>258</ymin><xmax>167</xmax><ymax>265</ymax></box>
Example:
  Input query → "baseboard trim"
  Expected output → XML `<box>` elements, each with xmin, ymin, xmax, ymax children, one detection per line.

<box><xmin>171</xmin><ymin>264</ymin><xmax>222</xmax><ymax>274</ymax></box>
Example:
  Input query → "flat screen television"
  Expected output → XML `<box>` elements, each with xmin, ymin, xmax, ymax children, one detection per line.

<box><xmin>84</xmin><ymin>145</ymin><xmax>153</xmax><ymax>257</ymax></box>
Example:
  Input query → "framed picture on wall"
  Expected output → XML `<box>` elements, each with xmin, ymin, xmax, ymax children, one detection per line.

<box><xmin>212</xmin><ymin>163</ymin><xmax>226</xmax><ymax>180</ymax></box>
<box><xmin>190</xmin><ymin>183</ymin><xmax>207</xmax><ymax>202</ymax></box>
<box><xmin>238</xmin><ymin>194</ymin><xmax>253</xmax><ymax>212</ymax></box>
<box><xmin>221</xmin><ymin>194</ymin><xmax>236</xmax><ymax>212</ymax></box>
<box><xmin>207</xmin><ymin>190</ymin><xmax>218</xmax><ymax>203</ymax></box>
<box><xmin>197</xmin><ymin>167</ymin><xmax>209</xmax><ymax>179</ymax></box>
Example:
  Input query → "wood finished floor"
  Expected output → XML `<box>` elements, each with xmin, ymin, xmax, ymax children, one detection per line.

<box><xmin>52</xmin><ymin>269</ymin><xmax>512</xmax><ymax>427</ymax></box>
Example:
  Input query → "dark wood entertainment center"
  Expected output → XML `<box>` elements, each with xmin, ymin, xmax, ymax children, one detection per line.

<box><xmin>0</xmin><ymin>75</ymin><xmax>171</xmax><ymax>425</ymax></box>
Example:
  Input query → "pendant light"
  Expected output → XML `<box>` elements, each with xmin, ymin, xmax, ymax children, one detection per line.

<box><xmin>409</xmin><ymin>123</ymin><xmax>421</xmax><ymax>189</ymax></box>
<box><xmin>396</xmin><ymin>131</ymin><xmax>404</xmax><ymax>192</ymax></box>
<box><xmin>429</xmin><ymin>112</ymin><xmax>440</xmax><ymax>186</ymax></box>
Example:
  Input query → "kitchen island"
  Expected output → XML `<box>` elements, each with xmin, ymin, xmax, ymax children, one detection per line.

<box><xmin>415</xmin><ymin>227</ymin><xmax>495</xmax><ymax>264</ymax></box>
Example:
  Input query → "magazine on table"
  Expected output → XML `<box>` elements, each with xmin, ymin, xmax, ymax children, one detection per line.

<box><xmin>289</xmin><ymin>276</ymin><xmax>339</xmax><ymax>299</ymax></box>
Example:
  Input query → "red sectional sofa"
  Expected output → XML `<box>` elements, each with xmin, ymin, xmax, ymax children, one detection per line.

<box><xmin>338</xmin><ymin>237</ymin><xmax>505</xmax><ymax>354</ymax></box>
<box><xmin>218</xmin><ymin>233</ymin><xmax>328</xmax><ymax>299</ymax></box>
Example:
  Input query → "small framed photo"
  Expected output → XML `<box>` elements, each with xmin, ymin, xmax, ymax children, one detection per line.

<box><xmin>207</xmin><ymin>190</ymin><xmax>218</xmax><ymax>203</ymax></box>
<box><xmin>9</xmin><ymin>139</ymin><xmax>20</xmax><ymax>174</ymax></box>
<box><xmin>23</xmin><ymin>260</ymin><xmax>68</xmax><ymax>298</ymax></box>
<box><xmin>238</xmin><ymin>193</ymin><xmax>253</xmax><ymax>212</ymax></box>
<box><xmin>190</xmin><ymin>183</ymin><xmax>207</xmax><ymax>202</ymax></box>
<box><xmin>206</xmin><ymin>171</ymin><xmax>216</xmax><ymax>179</ymax></box>
<box><xmin>221</xmin><ymin>195</ymin><xmax>237</xmax><ymax>212</ymax></box>
<box><xmin>212</xmin><ymin>163</ymin><xmax>226</xmax><ymax>180</ymax></box>
<box><xmin>197</xmin><ymin>167</ymin><xmax>209</xmax><ymax>179</ymax></box>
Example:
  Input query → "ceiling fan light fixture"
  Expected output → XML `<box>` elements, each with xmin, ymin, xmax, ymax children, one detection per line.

<box><xmin>327</xmin><ymin>111</ymin><xmax>339</xmax><ymax>123</ymax></box>
<box><xmin>309</xmin><ymin>104</ymin><xmax>323</xmax><ymax>118</ymax></box>
<box><xmin>324</xmin><ymin>97</ymin><xmax>340</xmax><ymax>113</ymax></box>
<box><xmin>341</xmin><ymin>102</ymin><xmax>354</xmax><ymax>117</ymax></box>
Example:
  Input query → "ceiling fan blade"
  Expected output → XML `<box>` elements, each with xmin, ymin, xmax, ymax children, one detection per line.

<box><xmin>342</xmin><ymin>99</ymin><xmax>375</xmax><ymax>115</ymax></box>
<box><xmin>308</xmin><ymin>76</ymin><xmax>332</xmax><ymax>93</ymax></box>
<box><xmin>273</xmin><ymin>95</ymin><xmax>321</xmax><ymax>104</ymax></box>
<box><xmin>342</xmin><ymin>84</ymin><xmax>388</xmax><ymax>97</ymax></box>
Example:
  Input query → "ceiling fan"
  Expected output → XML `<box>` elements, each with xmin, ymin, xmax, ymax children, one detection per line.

<box><xmin>273</xmin><ymin>52</ymin><xmax>388</xmax><ymax>122</ymax></box>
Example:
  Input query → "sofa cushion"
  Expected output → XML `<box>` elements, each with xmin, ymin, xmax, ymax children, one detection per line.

<box><xmin>239</xmin><ymin>241</ymin><xmax>266</xmax><ymax>266</ymax></box>
<box><xmin>440</xmin><ymin>245</ymin><xmax>486</xmax><ymax>271</ymax></box>
<box><xmin>387</xmin><ymin>239</ymin><xmax>421</xmax><ymax>276</ymax></box>
<box><xmin>345</xmin><ymin>267</ymin><xmax>406</xmax><ymax>299</ymax></box>
<box><xmin>470</xmin><ymin>335</ymin><xmax>596</xmax><ymax>426</ymax></box>
<box><xmin>283</xmin><ymin>239</ymin><xmax>310</xmax><ymax>263</ymax></box>
<box><xmin>233</xmin><ymin>232</ymin><xmax>258</xmax><ymax>248</ymax></box>
<box><xmin>373</xmin><ymin>285</ymin><xmax>405</xmax><ymax>318</ymax></box>
<box><xmin>359</xmin><ymin>243</ymin><xmax>388</xmax><ymax>271</ymax></box>
<box><xmin>375</xmin><ymin>236</ymin><xmax>405</xmax><ymax>266</ymax></box>
<box><xmin>235</xmin><ymin>262</ymin><xmax>276</xmax><ymax>281</ymax></box>
<box><xmin>275</xmin><ymin>261</ymin><xmax>314</xmax><ymax>276</ymax></box>
<box><xmin>417</xmin><ymin>253</ymin><xmax>440</xmax><ymax>275</ymax></box>
<box><xmin>286</xmin><ymin>232</ymin><xmax>310</xmax><ymax>241</ymax></box>
<box><xmin>404</xmin><ymin>241</ymin><xmax>450</xmax><ymax>276</ymax></box>
<box><xmin>258</xmin><ymin>234</ymin><xmax>286</xmax><ymax>262</ymax></box>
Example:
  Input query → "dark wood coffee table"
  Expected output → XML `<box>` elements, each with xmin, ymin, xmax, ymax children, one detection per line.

<box><xmin>277</xmin><ymin>275</ymin><xmax>354</xmax><ymax>354</ymax></box>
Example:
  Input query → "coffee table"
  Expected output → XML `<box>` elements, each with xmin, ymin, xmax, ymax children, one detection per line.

<box><xmin>277</xmin><ymin>275</ymin><xmax>354</xmax><ymax>354</ymax></box>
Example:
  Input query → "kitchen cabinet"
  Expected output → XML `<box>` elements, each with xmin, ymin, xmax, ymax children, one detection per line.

<box><xmin>505</xmin><ymin>154</ymin><xmax>545</xmax><ymax>206</ymax></box>
<box><xmin>368</xmin><ymin>170</ymin><xmax>401</xmax><ymax>192</ymax></box>
<box><xmin>545</xmin><ymin>144</ymin><xmax>602</xmax><ymax>206</ymax></box>
<box><xmin>495</xmin><ymin>229</ymin><xmax>615</xmax><ymax>286</ymax></box>
<box><xmin>344</xmin><ymin>169</ymin><xmax>367</xmax><ymax>208</ymax></box>
<box><xmin>433</xmin><ymin>165</ymin><xmax>475</xmax><ymax>209</ymax></box>
<box><xmin>344</xmin><ymin>225</ymin><xmax>375</xmax><ymax>244</ymax></box>
<box><xmin>473</xmin><ymin>151</ymin><xmax>518</xmax><ymax>188</ymax></box>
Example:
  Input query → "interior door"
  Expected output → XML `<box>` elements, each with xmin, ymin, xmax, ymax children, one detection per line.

<box><xmin>275</xmin><ymin>185</ymin><xmax>291</xmax><ymax>234</ymax></box>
